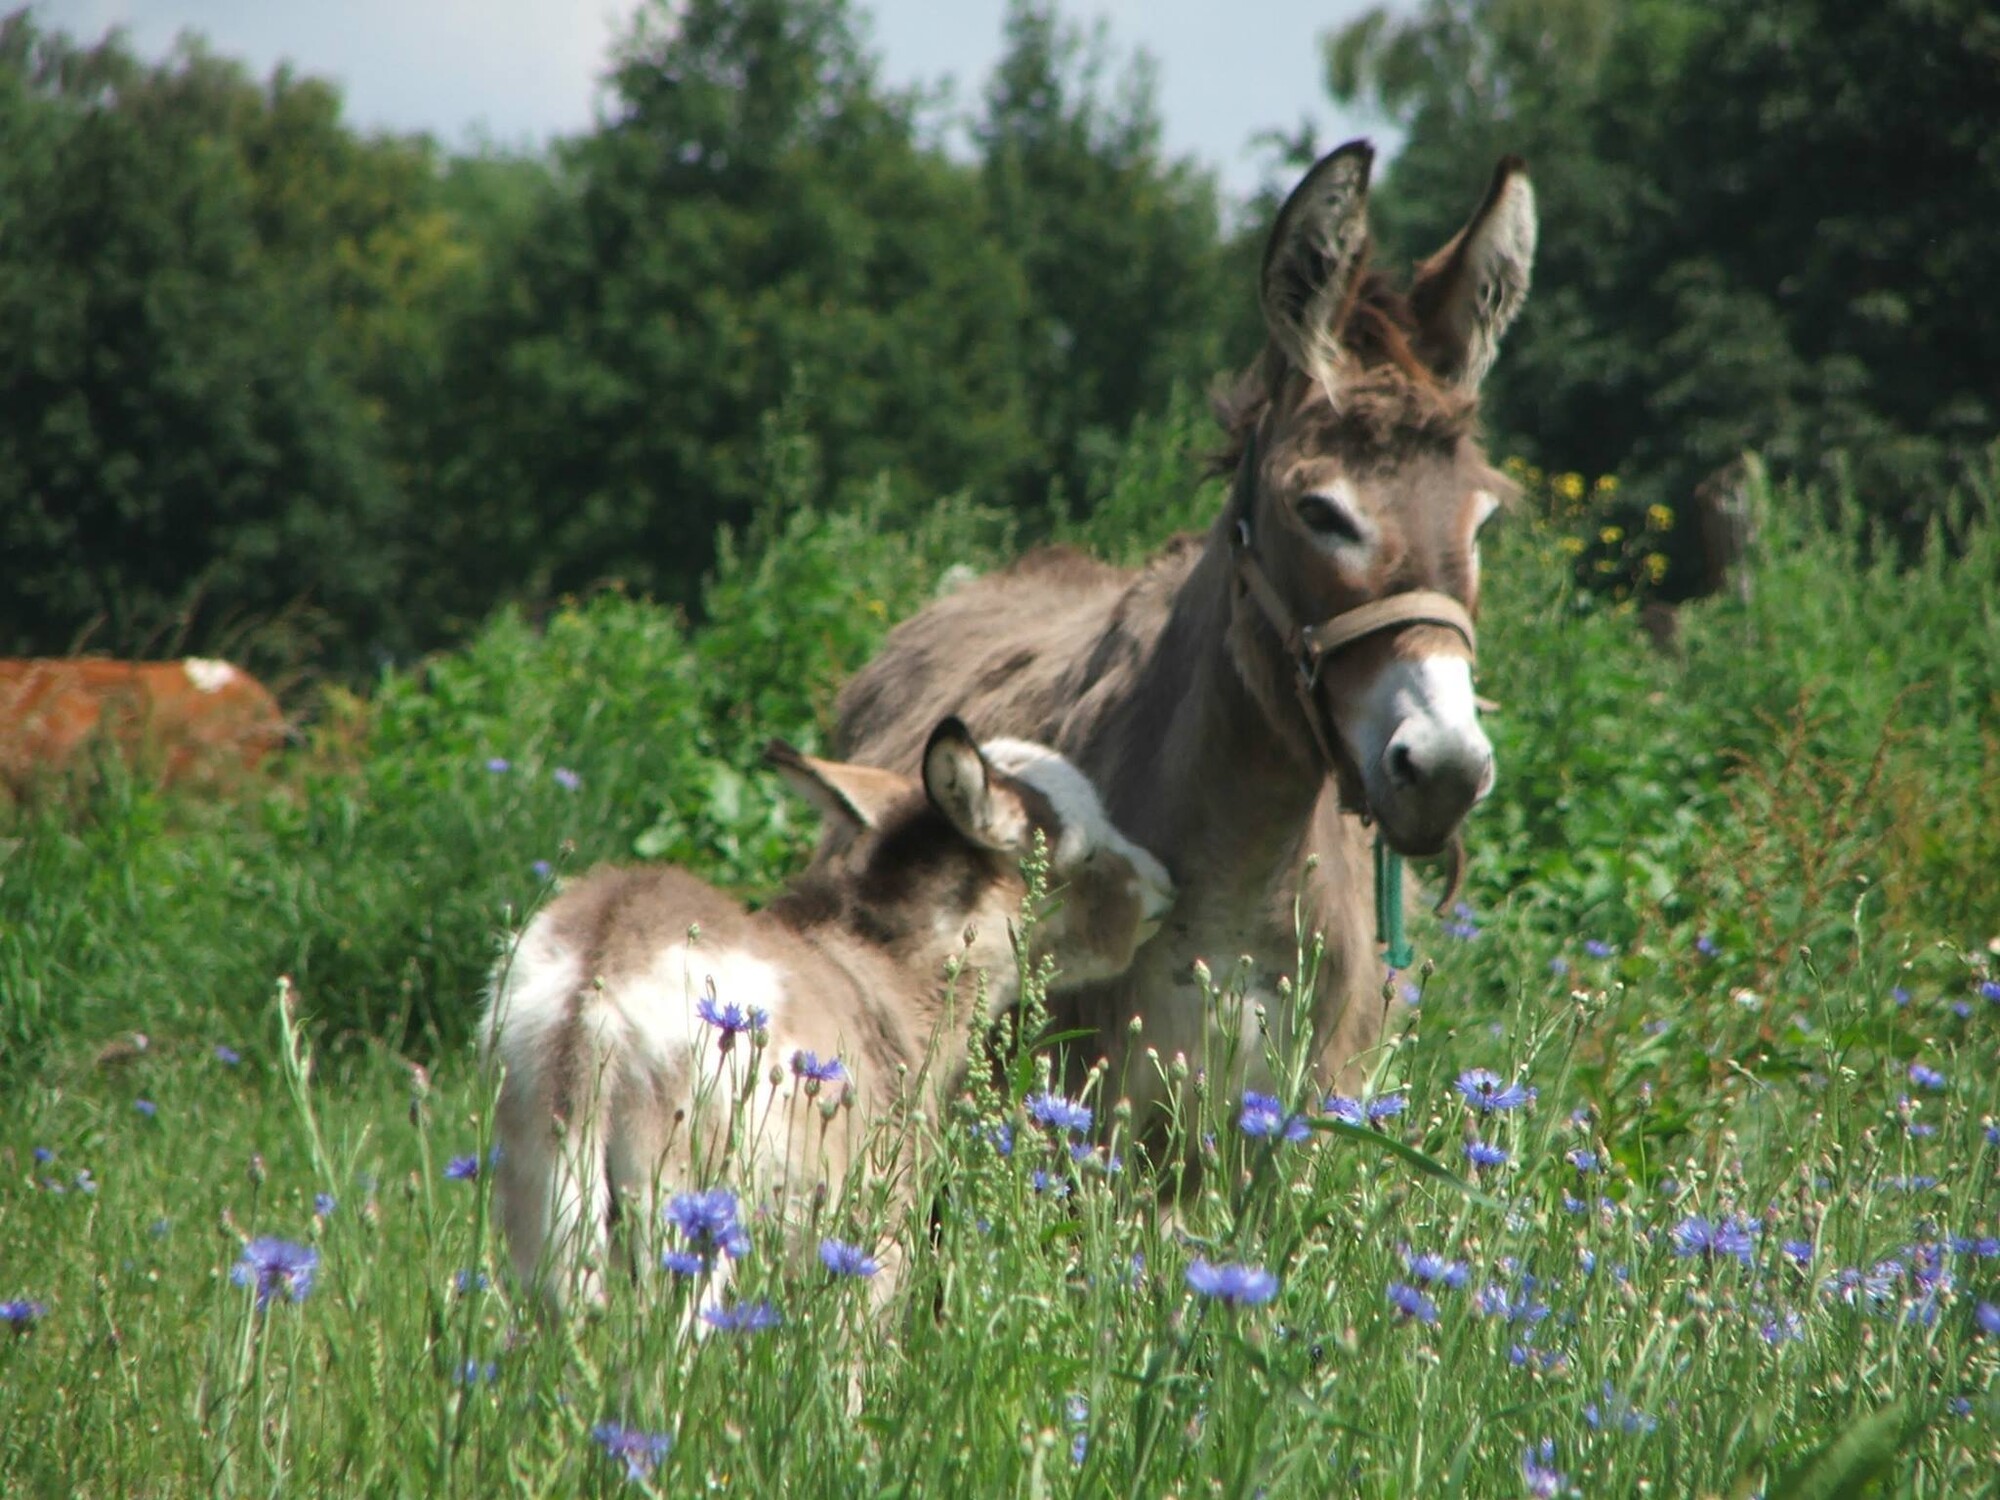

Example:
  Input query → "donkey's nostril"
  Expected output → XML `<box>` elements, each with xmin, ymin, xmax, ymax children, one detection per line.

<box><xmin>1387</xmin><ymin>742</ymin><xmax>1419</xmax><ymax>786</ymax></box>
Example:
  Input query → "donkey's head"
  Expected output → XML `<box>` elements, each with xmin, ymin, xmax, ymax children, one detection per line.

<box><xmin>1226</xmin><ymin>141</ymin><xmax>1534</xmax><ymax>856</ymax></box>
<box><xmin>767</xmin><ymin>720</ymin><xmax>1175</xmax><ymax>1000</ymax></box>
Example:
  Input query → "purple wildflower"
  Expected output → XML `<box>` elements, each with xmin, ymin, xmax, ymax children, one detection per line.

<box><xmin>1669</xmin><ymin>1214</ymin><xmax>1757</xmax><ymax>1264</ymax></box>
<box><xmin>552</xmin><ymin>767</ymin><xmax>581</xmax><ymax>792</ymax></box>
<box><xmin>662</xmin><ymin>1189</ymin><xmax>749</xmax><ymax>1262</ymax></box>
<box><xmin>1239</xmin><ymin>1092</ymin><xmax>1311</xmax><ymax>1143</ymax></box>
<box><xmin>485</xmin><ymin>757</ymin><xmax>510</xmax><ymax>774</ymax></box>
<box><xmin>1185</xmin><ymin>1259</ymin><xmax>1278</xmax><ymax>1308</ymax></box>
<box><xmin>1583</xmin><ymin>939</ymin><xmax>1616</xmax><ymax>959</ymax></box>
<box><xmin>1464</xmin><ymin>1139</ymin><xmax>1509</xmax><ymax>1170</ymax></box>
<box><xmin>31</xmin><ymin>1146</ymin><xmax>52</xmax><ymax>1164</ymax></box>
<box><xmin>454</xmin><ymin>1359</ymin><xmax>499</xmax><ymax>1386</ymax></box>
<box><xmin>1584</xmin><ymin>1382</ymin><xmax>1658</xmax><ymax>1434</ymax></box>
<box><xmin>1548</xmin><ymin>956</ymin><xmax>1570</xmax><ymax>977</ymax></box>
<box><xmin>1025</xmin><ymin>1091</ymin><xmax>1093</xmax><ymax>1136</ymax></box>
<box><xmin>134</xmin><ymin>1099</ymin><xmax>157</xmax><ymax>1118</ymax></box>
<box><xmin>1454</xmin><ymin>1068</ymin><xmax>1536</xmax><ymax>1112</ymax></box>
<box><xmin>0</xmin><ymin>1300</ymin><xmax>46</xmax><ymax>1329</ymax></box>
<box><xmin>1446</xmin><ymin>902</ymin><xmax>1481</xmax><ymax>940</ymax></box>
<box><xmin>1891</xmin><ymin>985</ymin><xmax>1911</xmax><ymax>1005</ymax></box>
<box><xmin>1403</xmin><ymin>1250</ymin><xmax>1470</xmax><ymax>1289</ymax></box>
<box><xmin>1522</xmin><ymin>1439</ymin><xmax>1565</xmax><ymax>1497</ymax></box>
<box><xmin>454</xmin><ymin>1270</ymin><xmax>490</xmax><ymax>1295</ymax></box>
<box><xmin>1386</xmin><ymin>1282</ymin><xmax>1439</xmax><ymax>1325</ymax></box>
<box><xmin>702</xmin><ymin>1299</ymin><xmax>782</xmax><ymax>1333</ymax></box>
<box><xmin>661</xmin><ymin>1250</ymin><xmax>706</xmax><ymax>1277</ymax></box>
<box><xmin>231</xmin><ymin>1238</ymin><xmax>318</xmax><ymax>1307</ymax></box>
<box><xmin>214</xmin><ymin>1044</ymin><xmax>241</xmax><ymax>1065</ymax></box>
<box><xmin>444</xmin><ymin>1155</ymin><xmax>480</xmax><ymax>1182</ymax></box>
<box><xmin>1696</xmin><ymin>932</ymin><xmax>1718</xmax><ymax>957</ymax></box>
<box><xmin>1974</xmin><ymin>1303</ymin><xmax>2000</xmax><ymax>1337</ymax></box>
<box><xmin>593</xmin><ymin>1422</ymin><xmax>672</xmax><ymax>1482</ymax></box>
<box><xmin>1565</xmin><ymin>1148</ymin><xmax>1600</xmax><ymax>1173</ymax></box>
<box><xmin>314</xmin><ymin>1193</ymin><xmax>337</xmax><ymax>1218</ymax></box>
<box><xmin>530</xmin><ymin>859</ymin><xmax>553</xmax><ymax>881</ymax></box>
<box><xmin>1781</xmin><ymin>1238</ymin><xmax>1813</xmax><ymax>1266</ymax></box>
<box><xmin>1908</xmin><ymin>1062</ymin><xmax>1947</xmax><ymax>1091</ymax></box>
<box><xmin>818</xmin><ymin>1239</ymin><xmax>880</xmax><ymax>1278</ymax></box>
<box><xmin>695</xmin><ymin>993</ymin><xmax>768</xmax><ymax>1039</ymax></box>
<box><xmin>790</xmin><ymin>1050</ymin><xmax>847</xmax><ymax>1084</ymax></box>
<box><xmin>1981</xmin><ymin>980</ymin><xmax>2000</xmax><ymax>1004</ymax></box>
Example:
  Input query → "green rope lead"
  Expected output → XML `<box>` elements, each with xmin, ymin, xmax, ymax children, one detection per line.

<box><xmin>1374</xmin><ymin>834</ymin><xmax>1415</xmax><ymax>971</ymax></box>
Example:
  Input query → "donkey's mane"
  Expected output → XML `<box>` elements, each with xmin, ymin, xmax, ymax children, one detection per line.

<box><xmin>1211</xmin><ymin>269</ymin><xmax>1477</xmax><ymax>473</ymax></box>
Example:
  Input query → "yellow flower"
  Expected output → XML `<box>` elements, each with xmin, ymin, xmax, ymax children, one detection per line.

<box><xmin>1647</xmin><ymin>504</ymin><xmax>1674</xmax><ymax>531</ymax></box>
<box><xmin>1554</xmin><ymin>472</ymin><xmax>1585</xmax><ymax>503</ymax></box>
<box><xmin>1644</xmin><ymin>552</ymin><xmax>1669</xmax><ymax>583</ymax></box>
<box><xmin>1593</xmin><ymin>474</ymin><xmax>1619</xmax><ymax>495</ymax></box>
<box><xmin>1593</xmin><ymin>558</ymin><xmax>1619</xmax><ymax>575</ymax></box>
<box><xmin>1557</xmin><ymin>536</ymin><xmax>1586</xmax><ymax>557</ymax></box>
<box><xmin>867</xmin><ymin>598</ymin><xmax>888</xmax><ymax>619</ymax></box>
<box><xmin>1599</xmin><ymin>526</ymin><xmax>1624</xmax><ymax>546</ymax></box>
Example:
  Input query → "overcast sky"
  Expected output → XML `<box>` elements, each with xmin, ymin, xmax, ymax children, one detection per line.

<box><xmin>37</xmin><ymin>0</ymin><xmax>1394</xmax><ymax>199</ymax></box>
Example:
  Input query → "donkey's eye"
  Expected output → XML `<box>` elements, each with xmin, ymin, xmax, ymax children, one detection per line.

<box><xmin>1297</xmin><ymin>494</ymin><xmax>1364</xmax><ymax>545</ymax></box>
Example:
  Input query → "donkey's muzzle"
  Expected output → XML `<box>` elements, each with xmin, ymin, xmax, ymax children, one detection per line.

<box><xmin>1371</xmin><ymin>714</ymin><xmax>1494</xmax><ymax>856</ymax></box>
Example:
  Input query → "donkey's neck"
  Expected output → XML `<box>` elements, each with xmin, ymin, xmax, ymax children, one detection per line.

<box><xmin>1105</xmin><ymin>514</ymin><xmax>1327</xmax><ymax>886</ymax></box>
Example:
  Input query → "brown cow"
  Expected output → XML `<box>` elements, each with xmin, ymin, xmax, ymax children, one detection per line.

<box><xmin>0</xmin><ymin>657</ymin><xmax>286</xmax><ymax>796</ymax></box>
<box><xmin>833</xmin><ymin>141</ymin><xmax>1538</xmax><ymax>1127</ymax></box>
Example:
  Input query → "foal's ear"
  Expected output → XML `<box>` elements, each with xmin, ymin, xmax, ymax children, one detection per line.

<box><xmin>1261</xmin><ymin>140</ymin><xmax>1375</xmax><ymax>395</ymax></box>
<box><xmin>922</xmin><ymin>717</ymin><xmax>1030</xmax><ymax>855</ymax></box>
<box><xmin>1409</xmin><ymin>155</ymin><xmax>1537</xmax><ymax>390</ymax></box>
<box><xmin>764</xmin><ymin>739</ymin><xmax>915</xmax><ymax>834</ymax></box>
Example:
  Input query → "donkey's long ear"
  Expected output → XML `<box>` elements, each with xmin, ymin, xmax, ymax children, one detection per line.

<box><xmin>1261</xmin><ymin>140</ymin><xmax>1375</xmax><ymax>394</ymax></box>
<box><xmin>765</xmin><ymin>739</ymin><xmax>915</xmax><ymax>835</ymax></box>
<box><xmin>1409</xmin><ymin>155</ymin><xmax>1536</xmax><ymax>390</ymax></box>
<box><xmin>921</xmin><ymin>717</ymin><xmax>1030</xmax><ymax>855</ymax></box>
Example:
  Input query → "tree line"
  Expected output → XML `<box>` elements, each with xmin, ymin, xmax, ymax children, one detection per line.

<box><xmin>2</xmin><ymin>0</ymin><xmax>1992</xmax><ymax>674</ymax></box>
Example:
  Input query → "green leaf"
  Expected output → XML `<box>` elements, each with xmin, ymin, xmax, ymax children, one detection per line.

<box><xmin>1760</xmin><ymin>1400</ymin><xmax>1917</xmax><ymax>1500</ymax></box>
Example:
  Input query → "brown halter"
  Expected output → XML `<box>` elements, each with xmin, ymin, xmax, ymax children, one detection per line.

<box><xmin>1227</xmin><ymin>426</ymin><xmax>1476</xmax><ymax>916</ymax></box>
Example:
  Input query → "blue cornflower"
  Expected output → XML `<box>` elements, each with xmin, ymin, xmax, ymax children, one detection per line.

<box><xmin>1891</xmin><ymin>985</ymin><xmax>1911</xmax><ymax>1005</ymax></box>
<box><xmin>134</xmin><ymin>1099</ymin><xmax>157</xmax><ymax>1118</ymax></box>
<box><xmin>314</xmin><ymin>1193</ymin><xmax>337</xmax><ymax>1218</ymax></box>
<box><xmin>444</xmin><ymin>1155</ymin><xmax>480</xmax><ymax>1181</ymax></box>
<box><xmin>1583</xmin><ymin>939</ymin><xmax>1616</xmax><ymax>959</ymax></box>
<box><xmin>981</xmin><ymin>1122</ymin><xmax>1015</xmax><ymax>1157</ymax></box>
<box><xmin>1325</xmin><ymin>1093</ymin><xmax>1405</xmax><ymax>1125</ymax></box>
<box><xmin>232</xmin><ymin>1238</ymin><xmax>318</xmax><ymax>1307</ymax></box>
<box><xmin>593</xmin><ymin>1422</ymin><xmax>673</xmax><ymax>1482</ymax></box>
<box><xmin>1954</xmin><ymin>1000</ymin><xmax>1974</xmax><ymax>1019</ymax></box>
<box><xmin>1885</xmin><ymin>1174</ymin><xmax>1938</xmax><ymax>1192</ymax></box>
<box><xmin>1584</xmin><ymin>1382</ymin><xmax>1658</xmax><ymax>1434</ymax></box>
<box><xmin>1981</xmin><ymin>980</ymin><xmax>2000</xmax><ymax>1004</ymax></box>
<box><xmin>1454</xmin><ymin>1068</ymin><xmax>1536</xmax><ymax>1112</ymax></box>
<box><xmin>454</xmin><ymin>1359</ymin><xmax>499</xmax><ymax>1386</ymax></box>
<box><xmin>702</xmin><ymin>1299</ymin><xmax>782</xmax><ymax>1333</ymax></box>
<box><xmin>454</xmin><ymin>1270</ymin><xmax>489</xmax><ymax>1295</ymax></box>
<box><xmin>1025</xmin><ymin>1091</ymin><xmax>1093</xmax><ymax>1135</ymax></box>
<box><xmin>1386</xmin><ymin>1281</ymin><xmax>1439</xmax><ymax>1325</ymax></box>
<box><xmin>1781</xmin><ymin>1238</ymin><xmax>1813</xmax><ymax>1266</ymax></box>
<box><xmin>819</xmin><ymin>1239</ymin><xmax>880</xmax><ymax>1278</ymax></box>
<box><xmin>1548</xmin><ymin>956</ymin><xmax>1569</xmax><ymax>977</ymax></box>
<box><xmin>552</xmin><ymin>767</ymin><xmax>582</xmax><ymax>792</ymax></box>
<box><xmin>1670</xmin><ymin>1214</ymin><xmax>1757</xmax><ymax>1264</ymax></box>
<box><xmin>0</xmin><ymin>1300</ymin><xmax>46</xmax><ymax>1328</ymax></box>
<box><xmin>1403</xmin><ymin>1250</ymin><xmax>1469</xmax><ymax>1289</ymax></box>
<box><xmin>695</xmin><ymin>994</ymin><xmax>768</xmax><ymax>1039</ymax></box>
<box><xmin>1696</xmin><ymin>932</ymin><xmax>1718</xmax><ymax>957</ymax></box>
<box><xmin>1029</xmin><ymin>1169</ymin><xmax>1069</xmax><ymax>1198</ymax></box>
<box><xmin>1510</xmin><ymin>1342</ymin><xmax>1567</xmax><ymax>1373</ymax></box>
<box><xmin>1239</xmin><ymin>1092</ymin><xmax>1311</xmax><ymax>1143</ymax></box>
<box><xmin>1566</xmin><ymin>1148</ymin><xmax>1600</xmax><ymax>1173</ymax></box>
<box><xmin>31</xmin><ymin>1146</ymin><xmax>53</xmax><ymax>1164</ymax></box>
<box><xmin>1908</xmin><ymin>1062</ymin><xmax>1947</xmax><ymax>1091</ymax></box>
<box><xmin>530</xmin><ymin>859</ymin><xmax>553</xmax><ymax>881</ymax></box>
<box><xmin>1446</xmin><ymin>902</ymin><xmax>1481</xmax><ymax>940</ymax></box>
<box><xmin>1521</xmin><ymin>1439</ymin><xmax>1565</xmax><ymax>1498</ymax></box>
<box><xmin>214</xmin><ymin>1045</ymin><xmax>241</xmax><ymax>1066</ymax></box>
<box><xmin>1759</xmin><ymin>1307</ymin><xmax>1806</xmax><ymax>1345</ymax></box>
<box><xmin>790</xmin><ymin>1050</ymin><xmax>847</xmax><ymax>1084</ymax></box>
<box><xmin>1975</xmin><ymin>1302</ymin><xmax>2000</xmax><ymax>1337</ymax></box>
<box><xmin>485</xmin><ymin>757</ymin><xmax>510</xmax><ymax>774</ymax></box>
<box><xmin>1185</xmin><ymin>1258</ymin><xmax>1279</xmax><ymax>1308</ymax></box>
<box><xmin>1987</xmin><ymin>1123</ymin><xmax>1999</xmax><ymax>1146</ymax></box>
<box><xmin>1464</xmin><ymin>1139</ymin><xmax>1509</xmax><ymax>1170</ymax></box>
<box><xmin>661</xmin><ymin>1250</ymin><xmax>706</xmax><ymax>1277</ymax></box>
<box><xmin>663</xmin><ymin>1189</ymin><xmax>749</xmax><ymax>1262</ymax></box>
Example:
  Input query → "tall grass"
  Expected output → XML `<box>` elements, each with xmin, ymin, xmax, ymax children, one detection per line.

<box><xmin>2</xmin><ymin>433</ymin><xmax>1996</xmax><ymax>1493</ymax></box>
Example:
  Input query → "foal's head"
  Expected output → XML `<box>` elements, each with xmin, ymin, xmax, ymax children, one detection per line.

<box><xmin>1224</xmin><ymin>141</ymin><xmax>1535</xmax><ymax>856</ymax></box>
<box><xmin>768</xmin><ymin>719</ymin><xmax>1175</xmax><ymax>1000</ymax></box>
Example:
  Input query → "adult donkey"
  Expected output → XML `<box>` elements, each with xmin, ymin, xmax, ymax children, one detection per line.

<box><xmin>834</xmin><ymin>141</ymin><xmax>1534</xmax><ymax>1125</ymax></box>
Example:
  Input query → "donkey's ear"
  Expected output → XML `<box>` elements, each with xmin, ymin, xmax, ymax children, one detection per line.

<box><xmin>764</xmin><ymin>739</ymin><xmax>915</xmax><ymax>834</ymax></box>
<box><xmin>921</xmin><ymin>717</ymin><xmax>1030</xmax><ymax>855</ymax></box>
<box><xmin>1261</xmin><ymin>140</ymin><xmax>1375</xmax><ymax>394</ymax></box>
<box><xmin>1409</xmin><ymin>155</ymin><xmax>1536</xmax><ymax>390</ymax></box>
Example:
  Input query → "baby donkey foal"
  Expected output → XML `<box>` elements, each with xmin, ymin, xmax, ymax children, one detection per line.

<box><xmin>481</xmin><ymin>717</ymin><xmax>1174</xmax><ymax>1310</ymax></box>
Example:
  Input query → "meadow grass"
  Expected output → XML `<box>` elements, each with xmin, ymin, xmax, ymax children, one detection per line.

<box><xmin>2</xmin><ymin>447</ymin><xmax>1998</xmax><ymax>1495</ymax></box>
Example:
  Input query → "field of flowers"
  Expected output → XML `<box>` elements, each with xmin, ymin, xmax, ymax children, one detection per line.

<box><xmin>3</xmin><ymin>429</ymin><xmax>1998</xmax><ymax>1494</ymax></box>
